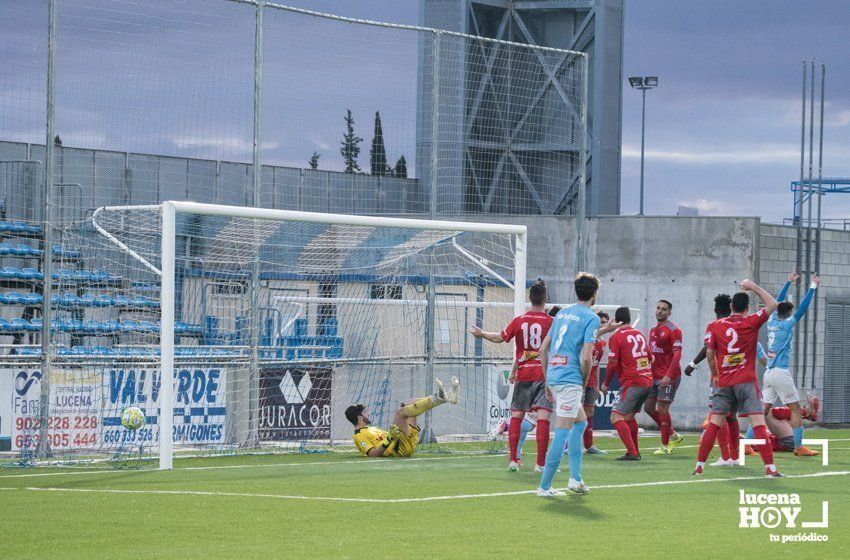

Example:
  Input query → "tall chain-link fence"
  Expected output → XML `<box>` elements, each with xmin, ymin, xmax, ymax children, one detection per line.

<box><xmin>0</xmin><ymin>0</ymin><xmax>586</xmax><ymax>462</ymax></box>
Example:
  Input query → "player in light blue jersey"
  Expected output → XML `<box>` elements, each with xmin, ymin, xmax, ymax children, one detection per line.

<box><xmin>762</xmin><ymin>268</ymin><xmax>821</xmax><ymax>456</ymax></box>
<box><xmin>536</xmin><ymin>272</ymin><xmax>603</xmax><ymax>496</ymax></box>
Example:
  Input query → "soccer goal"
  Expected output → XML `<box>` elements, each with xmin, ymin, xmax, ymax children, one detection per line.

<box><xmin>71</xmin><ymin>201</ymin><xmax>526</xmax><ymax>469</ymax></box>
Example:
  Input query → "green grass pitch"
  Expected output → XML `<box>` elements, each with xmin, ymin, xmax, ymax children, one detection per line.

<box><xmin>2</xmin><ymin>429</ymin><xmax>848</xmax><ymax>559</ymax></box>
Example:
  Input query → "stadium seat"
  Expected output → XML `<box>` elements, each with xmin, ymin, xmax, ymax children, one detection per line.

<box><xmin>101</xmin><ymin>320</ymin><xmax>122</xmax><ymax>334</ymax></box>
<box><xmin>92</xmin><ymin>294</ymin><xmax>113</xmax><ymax>307</ymax></box>
<box><xmin>22</xmin><ymin>268</ymin><xmax>42</xmax><ymax>280</ymax></box>
<box><xmin>11</xmin><ymin>318</ymin><xmax>35</xmax><ymax>332</ymax></box>
<box><xmin>52</xmin><ymin>245</ymin><xmax>81</xmax><ymax>259</ymax></box>
<box><xmin>0</xmin><ymin>318</ymin><xmax>12</xmax><ymax>332</ymax></box>
<box><xmin>113</xmin><ymin>295</ymin><xmax>132</xmax><ymax>307</ymax></box>
<box><xmin>58</xmin><ymin>293</ymin><xmax>82</xmax><ymax>308</ymax></box>
<box><xmin>3</xmin><ymin>292</ymin><xmax>27</xmax><ymax>305</ymax></box>
<box><xmin>24</xmin><ymin>292</ymin><xmax>41</xmax><ymax>305</ymax></box>
<box><xmin>121</xmin><ymin>320</ymin><xmax>141</xmax><ymax>332</ymax></box>
<box><xmin>139</xmin><ymin>320</ymin><xmax>159</xmax><ymax>334</ymax></box>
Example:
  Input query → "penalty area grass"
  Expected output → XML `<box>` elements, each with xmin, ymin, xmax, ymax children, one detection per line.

<box><xmin>1</xmin><ymin>429</ymin><xmax>848</xmax><ymax>559</ymax></box>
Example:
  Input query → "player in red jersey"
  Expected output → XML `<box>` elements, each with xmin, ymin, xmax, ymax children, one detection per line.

<box><xmin>583</xmin><ymin>311</ymin><xmax>610</xmax><ymax>455</ymax></box>
<box><xmin>601</xmin><ymin>307</ymin><xmax>653</xmax><ymax>461</ymax></box>
<box><xmin>471</xmin><ymin>280</ymin><xmax>553</xmax><ymax>472</ymax></box>
<box><xmin>693</xmin><ymin>279</ymin><xmax>780</xmax><ymax>477</ymax></box>
<box><xmin>645</xmin><ymin>300</ymin><xmax>685</xmax><ymax>455</ymax></box>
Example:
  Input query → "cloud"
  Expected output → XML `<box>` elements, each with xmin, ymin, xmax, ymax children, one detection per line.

<box><xmin>622</xmin><ymin>145</ymin><xmax>799</xmax><ymax>165</ymax></box>
<box><xmin>676</xmin><ymin>198</ymin><xmax>738</xmax><ymax>215</ymax></box>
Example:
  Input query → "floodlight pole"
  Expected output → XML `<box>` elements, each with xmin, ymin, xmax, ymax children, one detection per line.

<box><xmin>639</xmin><ymin>86</ymin><xmax>647</xmax><ymax>216</ymax></box>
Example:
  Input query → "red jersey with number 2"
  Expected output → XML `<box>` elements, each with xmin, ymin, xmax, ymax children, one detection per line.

<box><xmin>500</xmin><ymin>311</ymin><xmax>553</xmax><ymax>382</ymax></box>
<box><xmin>705</xmin><ymin>309</ymin><xmax>769</xmax><ymax>387</ymax></box>
<box><xmin>606</xmin><ymin>326</ymin><xmax>653</xmax><ymax>388</ymax></box>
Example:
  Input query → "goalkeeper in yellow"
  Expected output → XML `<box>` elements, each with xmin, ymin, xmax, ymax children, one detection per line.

<box><xmin>346</xmin><ymin>376</ymin><xmax>460</xmax><ymax>457</ymax></box>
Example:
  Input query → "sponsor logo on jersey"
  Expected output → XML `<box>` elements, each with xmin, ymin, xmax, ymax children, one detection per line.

<box><xmin>550</xmin><ymin>355</ymin><xmax>568</xmax><ymax>366</ymax></box>
<box><xmin>723</xmin><ymin>353</ymin><xmax>746</xmax><ymax>368</ymax></box>
<box><xmin>519</xmin><ymin>350</ymin><xmax>540</xmax><ymax>364</ymax></box>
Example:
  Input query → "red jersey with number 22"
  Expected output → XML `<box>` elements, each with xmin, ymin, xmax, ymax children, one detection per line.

<box><xmin>706</xmin><ymin>309</ymin><xmax>769</xmax><ymax>387</ymax></box>
<box><xmin>605</xmin><ymin>326</ymin><xmax>653</xmax><ymax>388</ymax></box>
<box><xmin>501</xmin><ymin>311</ymin><xmax>554</xmax><ymax>382</ymax></box>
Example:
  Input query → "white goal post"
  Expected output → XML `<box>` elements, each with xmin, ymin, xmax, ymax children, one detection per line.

<box><xmin>152</xmin><ymin>201</ymin><xmax>527</xmax><ymax>470</ymax></box>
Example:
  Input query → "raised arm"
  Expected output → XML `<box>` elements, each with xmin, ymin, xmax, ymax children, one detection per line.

<box><xmin>740</xmin><ymin>279</ymin><xmax>778</xmax><ymax>317</ymax></box>
<box><xmin>793</xmin><ymin>275</ymin><xmax>820</xmax><ymax>322</ymax></box>
<box><xmin>777</xmin><ymin>269</ymin><xmax>798</xmax><ymax>302</ymax></box>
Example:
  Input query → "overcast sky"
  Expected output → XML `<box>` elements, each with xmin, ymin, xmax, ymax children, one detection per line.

<box><xmin>1</xmin><ymin>0</ymin><xmax>848</xmax><ymax>222</ymax></box>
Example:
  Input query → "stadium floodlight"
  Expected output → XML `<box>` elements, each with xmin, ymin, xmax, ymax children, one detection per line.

<box><xmin>628</xmin><ymin>75</ymin><xmax>660</xmax><ymax>215</ymax></box>
<box><xmin>91</xmin><ymin>201</ymin><xmax>528</xmax><ymax>470</ymax></box>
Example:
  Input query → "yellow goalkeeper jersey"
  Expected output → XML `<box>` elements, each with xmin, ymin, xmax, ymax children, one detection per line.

<box><xmin>353</xmin><ymin>425</ymin><xmax>420</xmax><ymax>457</ymax></box>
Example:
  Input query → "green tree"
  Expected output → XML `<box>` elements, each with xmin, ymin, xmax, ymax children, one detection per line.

<box><xmin>309</xmin><ymin>152</ymin><xmax>320</xmax><ymax>170</ymax></box>
<box><xmin>340</xmin><ymin>109</ymin><xmax>362</xmax><ymax>173</ymax></box>
<box><xmin>394</xmin><ymin>155</ymin><xmax>407</xmax><ymax>178</ymax></box>
<box><xmin>370</xmin><ymin>111</ymin><xmax>389</xmax><ymax>176</ymax></box>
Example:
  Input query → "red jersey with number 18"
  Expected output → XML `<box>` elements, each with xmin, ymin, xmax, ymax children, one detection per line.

<box><xmin>604</xmin><ymin>326</ymin><xmax>653</xmax><ymax>388</ymax></box>
<box><xmin>500</xmin><ymin>311</ymin><xmax>554</xmax><ymax>382</ymax></box>
<box><xmin>705</xmin><ymin>309</ymin><xmax>769</xmax><ymax>387</ymax></box>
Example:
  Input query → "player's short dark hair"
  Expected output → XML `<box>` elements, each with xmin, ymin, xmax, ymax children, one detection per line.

<box><xmin>529</xmin><ymin>280</ymin><xmax>547</xmax><ymax>306</ymax></box>
<box><xmin>574</xmin><ymin>272</ymin><xmax>599</xmax><ymax>302</ymax></box>
<box><xmin>548</xmin><ymin>305</ymin><xmax>562</xmax><ymax>317</ymax></box>
<box><xmin>345</xmin><ymin>404</ymin><xmax>365</xmax><ymax>426</ymax></box>
<box><xmin>614</xmin><ymin>306</ymin><xmax>630</xmax><ymax>324</ymax></box>
<box><xmin>596</xmin><ymin>311</ymin><xmax>609</xmax><ymax>321</ymax></box>
<box><xmin>777</xmin><ymin>301</ymin><xmax>794</xmax><ymax>319</ymax></box>
<box><xmin>658</xmin><ymin>299</ymin><xmax>672</xmax><ymax>310</ymax></box>
<box><xmin>731</xmin><ymin>292</ymin><xmax>750</xmax><ymax>313</ymax></box>
<box><xmin>714</xmin><ymin>294</ymin><xmax>731</xmax><ymax>317</ymax></box>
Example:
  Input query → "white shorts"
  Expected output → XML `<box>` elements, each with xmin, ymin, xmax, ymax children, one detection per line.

<box><xmin>550</xmin><ymin>384</ymin><xmax>583</xmax><ymax>419</ymax></box>
<box><xmin>762</xmin><ymin>367</ymin><xmax>800</xmax><ymax>405</ymax></box>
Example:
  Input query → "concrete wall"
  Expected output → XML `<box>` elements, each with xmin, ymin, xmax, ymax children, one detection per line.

<box><xmin>476</xmin><ymin>214</ymin><xmax>763</xmax><ymax>429</ymax></box>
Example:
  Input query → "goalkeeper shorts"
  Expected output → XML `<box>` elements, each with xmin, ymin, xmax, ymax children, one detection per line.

<box><xmin>387</xmin><ymin>424</ymin><xmax>420</xmax><ymax>457</ymax></box>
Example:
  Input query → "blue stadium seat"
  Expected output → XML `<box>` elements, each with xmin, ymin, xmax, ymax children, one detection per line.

<box><xmin>24</xmin><ymin>292</ymin><xmax>41</xmax><ymax>305</ymax></box>
<box><xmin>11</xmin><ymin>318</ymin><xmax>34</xmax><ymax>332</ymax></box>
<box><xmin>22</xmin><ymin>268</ymin><xmax>42</xmax><ymax>280</ymax></box>
<box><xmin>122</xmin><ymin>320</ymin><xmax>141</xmax><ymax>332</ymax></box>
<box><xmin>0</xmin><ymin>267</ymin><xmax>19</xmax><ymax>279</ymax></box>
<box><xmin>52</xmin><ymin>245</ymin><xmax>81</xmax><ymax>259</ymax></box>
<box><xmin>80</xmin><ymin>294</ymin><xmax>98</xmax><ymax>307</ymax></box>
<box><xmin>139</xmin><ymin>320</ymin><xmax>159</xmax><ymax>334</ymax></box>
<box><xmin>102</xmin><ymin>320</ymin><xmax>122</xmax><ymax>334</ymax></box>
<box><xmin>113</xmin><ymin>295</ymin><xmax>132</xmax><ymax>307</ymax></box>
<box><xmin>95</xmin><ymin>294</ymin><xmax>115</xmax><ymax>307</ymax></box>
<box><xmin>58</xmin><ymin>292</ymin><xmax>82</xmax><ymax>308</ymax></box>
<box><xmin>0</xmin><ymin>318</ymin><xmax>12</xmax><ymax>332</ymax></box>
<box><xmin>4</xmin><ymin>292</ymin><xmax>27</xmax><ymax>305</ymax></box>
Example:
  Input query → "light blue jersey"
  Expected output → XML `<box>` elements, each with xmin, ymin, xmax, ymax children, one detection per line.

<box><xmin>546</xmin><ymin>303</ymin><xmax>600</xmax><ymax>386</ymax></box>
<box><xmin>766</xmin><ymin>281</ymin><xmax>815</xmax><ymax>370</ymax></box>
<box><xmin>756</xmin><ymin>342</ymin><xmax>766</xmax><ymax>361</ymax></box>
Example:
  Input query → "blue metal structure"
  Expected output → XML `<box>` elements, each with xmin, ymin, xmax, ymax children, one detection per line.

<box><xmin>790</xmin><ymin>178</ymin><xmax>850</xmax><ymax>225</ymax></box>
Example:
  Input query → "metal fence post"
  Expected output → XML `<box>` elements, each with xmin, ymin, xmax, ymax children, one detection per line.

<box><xmin>422</xmin><ymin>31</ymin><xmax>442</xmax><ymax>443</ymax></box>
<box><xmin>37</xmin><ymin>0</ymin><xmax>57</xmax><ymax>461</ymax></box>
<box><xmin>576</xmin><ymin>53</ymin><xmax>589</xmax><ymax>273</ymax></box>
<box><xmin>245</xmin><ymin>0</ymin><xmax>264</xmax><ymax>447</ymax></box>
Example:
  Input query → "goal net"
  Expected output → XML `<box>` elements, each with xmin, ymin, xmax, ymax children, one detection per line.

<box><xmin>13</xmin><ymin>201</ymin><xmax>526</xmax><ymax>468</ymax></box>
